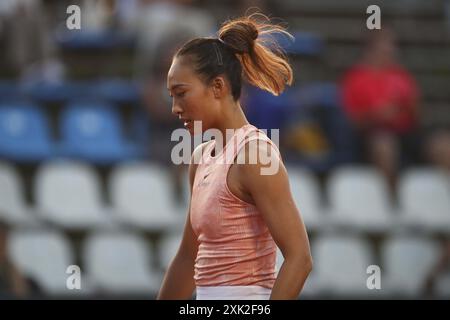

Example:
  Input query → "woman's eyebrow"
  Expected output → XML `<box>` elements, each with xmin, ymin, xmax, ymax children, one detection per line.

<box><xmin>168</xmin><ymin>83</ymin><xmax>189</xmax><ymax>91</ymax></box>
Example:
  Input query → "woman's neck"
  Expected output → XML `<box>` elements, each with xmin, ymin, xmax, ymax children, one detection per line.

<box><xmin>214</xmin><ymin>101</ymin><xmax>249</xmax><ymax>149</ymax></box>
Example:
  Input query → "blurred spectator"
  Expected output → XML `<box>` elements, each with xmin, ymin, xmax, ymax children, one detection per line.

<box><xmin>82</xmin><ymin>0</ymin><xmax>119</xmax><ymax>31</ymax></box>
<box><xmin>81</xmin><ymin>0</ymin><xmax>140</xmax><ymax>32</ymax></box>
<box><xmin>0</xmin><ymin>221</ymin><xmax>39</xmax><ymax>299</ymax></box>
<box><xmin>264</xmin><ymin>81</ymin><xmax>356</xmax><ymax>174</ymax></box>
<box><xmin>341</xmin><ymin>28</ymin><xmax>420</xmax><ymax>194</ymax></box>
<box><xmin>114</xmin><ymin>0</ymin><xmax>140</xmax><ymax>32</ymax></box>
<box><xmin>0</xmin><ymin>0</ymin><xmax>64</xmax><ymax>83</ymax></box>
<box><xmin>133</xmin><ymin>0</ymin><xmax>215</xmax><ymax>80</ymax></box>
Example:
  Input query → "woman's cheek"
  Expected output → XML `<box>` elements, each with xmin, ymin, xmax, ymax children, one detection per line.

<box><xmin>186</xmin><ymin>100</ymin><xmax>201</xmax><ymax>118</ymax></box>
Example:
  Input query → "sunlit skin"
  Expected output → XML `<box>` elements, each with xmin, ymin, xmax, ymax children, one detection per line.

<box><xmin>159</xmin><ymin>55</ymin><xmax>312</xmax><ymax>300</ymax></box>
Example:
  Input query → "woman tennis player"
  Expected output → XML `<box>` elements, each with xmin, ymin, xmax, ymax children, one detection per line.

<box><xmin>158</xmin><ymin>13</ymin><xmax>312</xmax><ymax>300</ymax></box>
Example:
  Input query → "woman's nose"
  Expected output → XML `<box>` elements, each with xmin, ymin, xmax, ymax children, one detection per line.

<box><xmin>172</xmin><ymin>103</ymin><xmax>183</xmax><ymax>116</ymax></box>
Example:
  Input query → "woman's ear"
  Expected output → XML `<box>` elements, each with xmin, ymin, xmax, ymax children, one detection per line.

<box><xmin>212</xmin><ymin>76</ymin><xmax>226</xmax><ymax>99</ymax></box>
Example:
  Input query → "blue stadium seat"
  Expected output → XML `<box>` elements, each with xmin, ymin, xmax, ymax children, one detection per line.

<box><xmin>265</xmin><ymin>31</ymin><xmax>324</xmax><ymax>56</ymax></box>
<box><xmin>290</xmin><ymin>82</ymin><xmax>341</xmax><ymax>109</ymax></box>
<box><xmin>0</xmin><ymin>81</ymin><xmax>22</xmax><ymax>102</ymax></box>
<box><xmin>59</xmin><ymin>103</ymin><xmax>141</xmax><ymax>164</ymax></box>
<box><xmin>97</xmin><ymin>79</ymin><xmax>140</xmax><ymax>104</ymax></box>
<box><xmin>25</xmin><ymin>81</ymin><xmax>95</xmax><ymax>103</ymax></box>
<box><xmin>55</xmin><ymin>30</ymin><xmax>135</xmax><ymax>50</ymax></box>
<box><xmin>129</xmin><ymin>109</ymin><xmax>152</xmax><ymax>158</ymax></box>
<box><xmin>25</xmin><ymin>80</ymin><xmax>139</xmax><ymax>104</ymax></box>
<box><xmin>0</xmin><ymin>104</ymin><xmax>53</xmax><ymax>162</ymax></box>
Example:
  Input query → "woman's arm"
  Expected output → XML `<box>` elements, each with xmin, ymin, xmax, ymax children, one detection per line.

<box><xmin>156</xmin><ymin>205</ymin><xmax>198</xmax><ymax>299</ymax></box>
<box><xmin>157</xmin><ymin>145</ymin><xmax>203</xmax><ymax>299</ymax></box>
<box><xmin>238</xmin><ymin>141</ymin><xmax>313</xmax><ymax>300</ymax></box>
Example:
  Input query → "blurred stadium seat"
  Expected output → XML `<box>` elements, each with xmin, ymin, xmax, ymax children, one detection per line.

<box><xmin>276</xmin><ymin>244</ymin><xmax>319</xmax><ymax>297</ymax></box>
<box><xmin>286</xmin><ymin>166</ymin><xmax>324</xmax><ymax>230</ymax></box>
<box><xmin>8</xmin><ymin>229</ymin><xmax>76</xmax><ymax>295</ymax></box>
<box><xmin>0</xmin><ymin>81</ymin><xmax>22</xmax><ymax>102</ymax></box>
<box><xmin>83</xmin><ymin>232</ymin><xmax>159</xmax><ymax>295</ymax></box>
<box><xmin>158</xmin><ymin>232</ymin><xmax>182</xmax><ymax>271</ymax></box>
<box><xmin>243</xmin><ymin>85</ymin><xmax>293</xmax><ymax>132</ymax></box>
<box><xmin>24</xmin><ymin>81</ymin><xmax>94</xmax><ymax>103</ymax></box>
<box><xmin>327</xmin><ymin>166</ymin><xmax>394</xmax><ymax>232</ymax></box>
<box><xmin>433</xmin><ymin>272</ymin><xmax>450</xmax><ymax>299</ymax></box>
<box><xmin>55</xmin><ymin>29</ymin><xmax>135</xmax><ymax>50</ymax></box>
<box><xmin>96</xmin><ymin>79</ymin><xmax>140</xmax><ymax>104</ymax></box>
<box><xmin>109</xmin><ymin>162</ymin><xmax>184</xmax><ymax>232</ymax></box>
<box><xmin>289</xmin><ymin>82</ymin><xmax>340</xmax><ymax>109</ymax></box>
<box><xmin>0</xmin><ymin>104</ymin><xmax>53</xmax><ymax>162</ymax></box>
<box><xmin>25</xmin><ymin>80</ymin><xmax>140</xmax><ymax>104</ymax></box>
<box><xmin>398</xmin><ymin>168</ymin><xmax>450</xmax><ymax>233</ymax></box>
<box><xmin>313</xmin><ymin>233</ymin><xmax>375</xmax><ymax>296</ymax></box>
<box><xmin>34</xmin><ymin>161</ymin><xmax>115</xmax><ymax>230</ymax></box>
<box><xmin>0</xmin><ymin>162</ymin><xmax>40</xmax><ymax>227</ymax></box>
<box><xmin>59</xmin><ymin>103</ymin><xmax>141</xmax><ymax>164</ymax></box>
<box><xmin>129</xmin><ymin>108</ymin><xmax>152</xmax><ymax>158</ymax></box>
<box><xmin>381</xmin><ymin>235</ymin><xmax>440</xmax><ymax>297</ymax></box>
<box><xmin>265</xmin><ymin>31</ymin><xmax>324</xmax><ymax>56</ymax></box>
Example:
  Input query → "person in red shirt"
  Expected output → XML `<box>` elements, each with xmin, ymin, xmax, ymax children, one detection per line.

<box><xmin>341</xmin><ymin>28</ymin><xmax>420</xmax><ymax>194</ymax></box>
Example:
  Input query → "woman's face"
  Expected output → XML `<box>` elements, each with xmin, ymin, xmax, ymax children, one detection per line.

<box><xmin>167</xmin><ymin>56</ymin><xmax>219</xmax><ymax>134</ymax></box>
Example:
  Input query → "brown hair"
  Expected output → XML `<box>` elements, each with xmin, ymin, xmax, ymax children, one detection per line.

<box><xmin>175</xmin><ymin>13</ymin><xmax>293</xmax><ymax>100</ymax></box>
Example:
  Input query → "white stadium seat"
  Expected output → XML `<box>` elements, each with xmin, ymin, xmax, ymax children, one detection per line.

<box><xmin>109</xmin><ymin>162</ymin><xmax>184</xmax><ymax>232</ymax></box>
<box><xmin>398</xmin><ymin>168</ymin><xmax>450</xmax><ymax>232</ymax></box>
<box><xmin>287</xmin><ymin>166</ymin><xmax>324</xmax><ymax>230</ymax></box>
<box><xmin>313</xmin><ymin>234</ymin><xmax>375</xmax><ymax>296</ymax></box>
<box><xmin>328</xmin><ymin>166</ymin><xmax>394</xmax><ymax>232</ymax></box>
<box><xmin>0</xmin><ymin>162</ymin><xmax>40</xmax><ymax>227</ymax></box>
<box><xmin>381</xmin><ymin>235</ymin><xmax>440</xmax><ymax>296</ymax></box>
<box><xmin>83</xmin><ymin>232</ymin><xmax>159</xmax><ymax>294</ymax></box>
<box><xmin>34</xmin><ymin>161</ymin><xmax>114</xmax><ymax>230</ymax></box>
<box><xmin>159</xmin><ymin>232</ymin><xmax>182</xmax><ymax>270</ymax></box>
<box><xmin>8</xmin><ymin>230</ymin><xmax>77</xmax><ymax>295</ymax></box>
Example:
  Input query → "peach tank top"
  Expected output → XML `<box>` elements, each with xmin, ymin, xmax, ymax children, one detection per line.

<box><xmin>190</xmin><ymin>124</ymin><xmax>279</xmax><ymax>289</ymax></box>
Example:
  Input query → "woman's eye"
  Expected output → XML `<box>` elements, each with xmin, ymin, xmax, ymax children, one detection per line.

<box><xmin>177</xmin><ymin>92</ymin><xmax>185</xmax><ymax>98</ymax></box>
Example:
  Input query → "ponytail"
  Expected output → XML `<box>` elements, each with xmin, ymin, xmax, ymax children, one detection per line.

<box><xmin>176</xmin><ymin>12</ymin><xmax>293</xmax><ymax>99</ymax></box>
<box><xmin>218</xmin><ymin>13</ymin><xmax>293</xmax><ymax>96</ymax></box>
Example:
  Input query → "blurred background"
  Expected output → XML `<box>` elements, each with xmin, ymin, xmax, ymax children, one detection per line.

<box><xmin>0</xmin><ymin>0</ymin><xmax>449</xmax><ymax>299</ymax></box>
